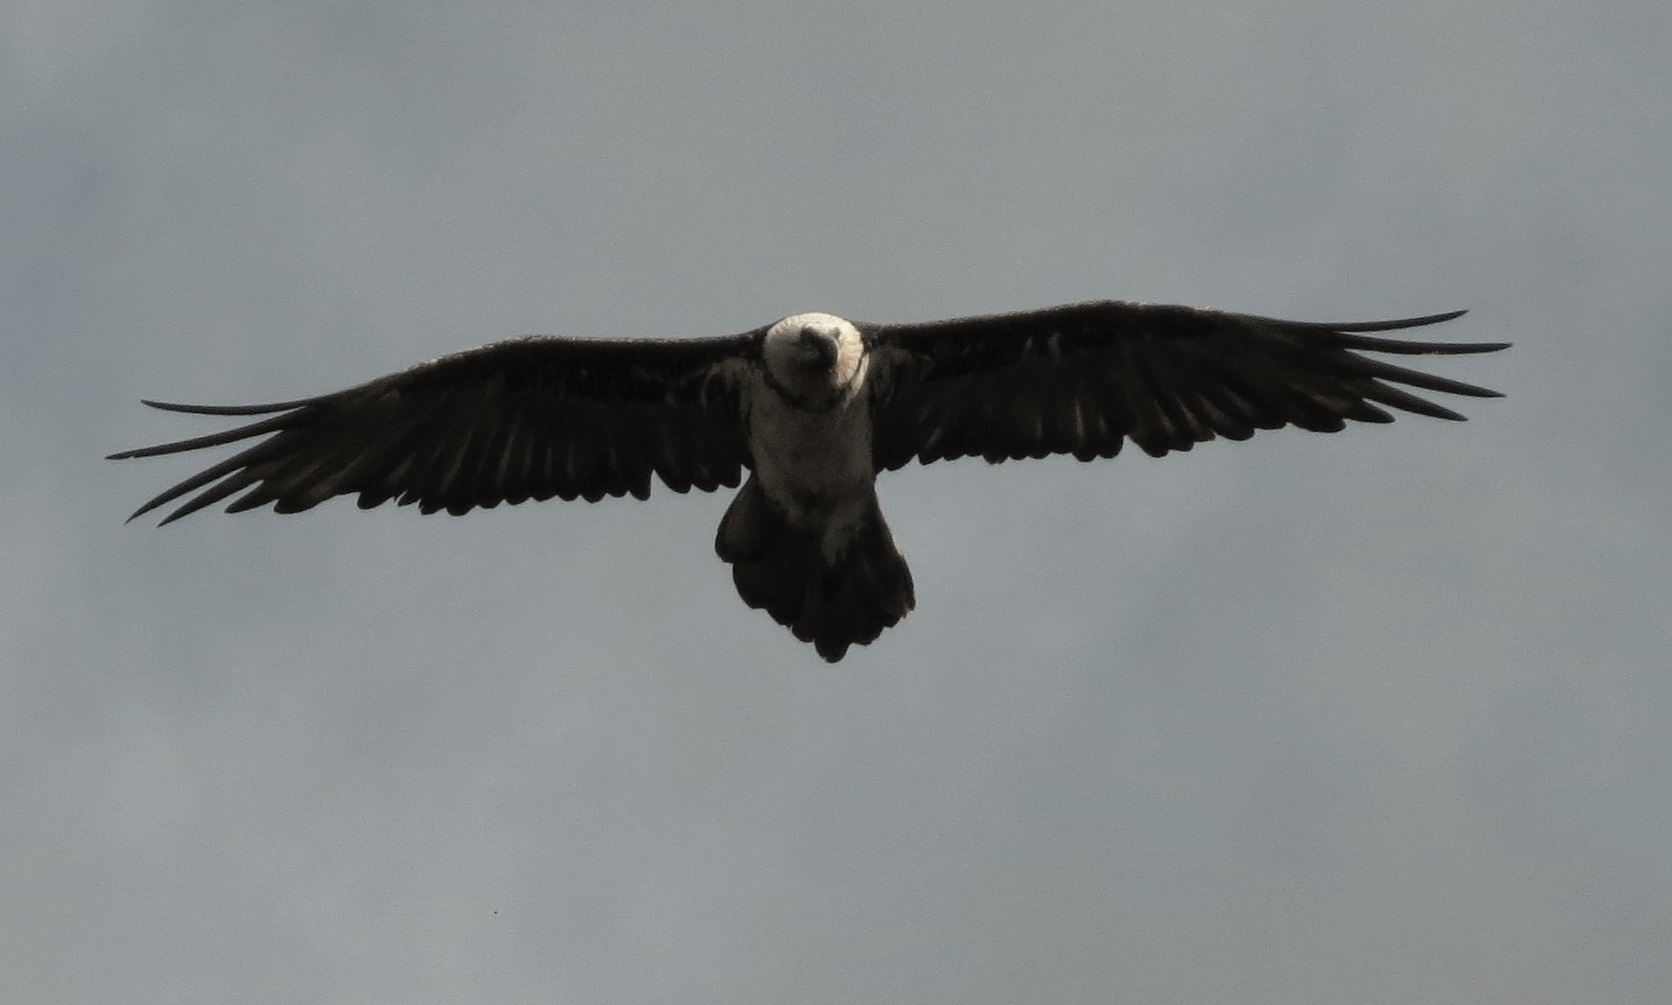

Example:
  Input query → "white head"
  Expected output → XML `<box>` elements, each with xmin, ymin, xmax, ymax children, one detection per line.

<box><xmin>761</xmin><ymin>312</ymin><xmax>867</xmax><ymax>410</ymax></box>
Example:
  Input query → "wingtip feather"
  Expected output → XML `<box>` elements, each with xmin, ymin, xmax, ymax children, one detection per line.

<box><xmin>140</xmin><ymin>398</ymin><xmax>315</xmax><ymax>415</ymax></box>
<box><xmin>1325</xmin><ymin>308</ymin><xmax>1468</xmax><ymax>331</ymax></box>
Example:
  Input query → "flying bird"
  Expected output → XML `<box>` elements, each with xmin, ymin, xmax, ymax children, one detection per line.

<box><xmin>112</xmin><ymin>300</ymin><xmax>1507</xmax><ymax>661</ymax></box>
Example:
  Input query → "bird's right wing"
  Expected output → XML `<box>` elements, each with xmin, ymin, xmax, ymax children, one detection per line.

<box><xmin>110</xmin><ymin>332</ymin><xmax>762</xmax><ymax>524</ymax></box>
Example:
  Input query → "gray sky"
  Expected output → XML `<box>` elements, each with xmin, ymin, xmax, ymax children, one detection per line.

<box><xmin>5</xmin><ymin>1</ymin><xmax>1669</xmax><ymax>1002</ymax></box>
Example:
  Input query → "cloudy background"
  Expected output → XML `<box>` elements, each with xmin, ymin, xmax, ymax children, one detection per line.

<box><xmin>5</xmin><ymin>1</ymin><xmax>1669</xmax><ymax>1001</ymax></box>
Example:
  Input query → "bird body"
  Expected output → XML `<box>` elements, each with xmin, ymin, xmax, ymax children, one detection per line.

<box><xmin>113</xmin><ymin>300</ymin><xmax>1507</xmax><ymax>661</ymax></box>
<box><xmin>719</xmin><ymin>313</ymin><xmax>914</xmax><ymax>658</ymax></box>
<box><xmin>746</xmin><ymin>314</ymin><xmax>876</xmax><ymax>546</ymax></box>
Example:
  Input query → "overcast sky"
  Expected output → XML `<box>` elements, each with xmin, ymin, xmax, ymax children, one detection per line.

<box><xmin>4</xmin><ymin>1</ymin><xmax>1670</xmax><ymax>1002</ymax></box>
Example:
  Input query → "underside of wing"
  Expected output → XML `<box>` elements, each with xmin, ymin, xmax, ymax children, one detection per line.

<box><xmin>865</xmin><ymin>301</ymin><xmax>1508</xmax><ymax>471</ymax></box>
<box><xmin>111</xmin><ymin>333</ymin><xmax>760</xmax><ymax>524</ymax></box>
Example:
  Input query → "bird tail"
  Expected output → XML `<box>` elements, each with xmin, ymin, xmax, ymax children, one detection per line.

<box><xmin>715</xmin><ymin>476</ymin><xmax>916</xmax><ymax>662</ymax></box>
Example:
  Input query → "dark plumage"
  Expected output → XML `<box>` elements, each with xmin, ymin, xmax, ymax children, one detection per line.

<box><xmin>112</xmin><ymin>300</ymin><xmax>1508</xmax><ymax>660</ymax></box>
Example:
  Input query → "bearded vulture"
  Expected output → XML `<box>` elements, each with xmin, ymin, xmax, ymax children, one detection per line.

<box><xmin>111</xmin><ymin>301</ymin><xmax>1507</xmax><ymax>661</ymax></box>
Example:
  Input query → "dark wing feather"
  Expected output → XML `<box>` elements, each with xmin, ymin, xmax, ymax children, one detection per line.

<box><xmin>110</xmin><ymin>332</ymin><xmax>761</xmax><ymax>524</ymax></box>
<box><xmin>863</xmin><ymin>301</ymin><xmax>1507</xmax><ymax>471</ymax></box>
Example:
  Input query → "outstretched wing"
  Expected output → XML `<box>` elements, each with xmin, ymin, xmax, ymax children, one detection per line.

<box><xmin>111</xmin><ymin>332</ymin><xmax>762</xmax><ymax>524</ymax></box>
<box><xmin>863</xmin><ymin>301</ymin><xmax>1507</xmax><ymax>471</ymax></box>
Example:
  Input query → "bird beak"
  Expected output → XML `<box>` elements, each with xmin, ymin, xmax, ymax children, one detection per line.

<box><xmin>795</xmin><ymin>328</ymin><xmax>840</xmax><ymax>369</ymax></box>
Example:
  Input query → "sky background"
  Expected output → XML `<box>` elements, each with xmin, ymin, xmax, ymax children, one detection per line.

<box><xmin>4</xmin><ymin>1</ymin><xmax>1669</xmax><ymax>1002</ymax></box>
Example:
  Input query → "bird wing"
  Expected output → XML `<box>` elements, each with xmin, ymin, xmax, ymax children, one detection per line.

<box><xmin>863</xmin><ymin>300</ymin><xmax>1508</xmax><ymax>470</ymax></box>
<box><xmin>111</xmin><ymin>332</ymin><xmax>761</xmax><ymax>524</ymax></box>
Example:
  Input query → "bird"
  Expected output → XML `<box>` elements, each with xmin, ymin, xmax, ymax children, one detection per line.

<box><xmin>111</xmin><ymin>300</ymin><xmax>1508</xmax><ymax>661</ymax></box>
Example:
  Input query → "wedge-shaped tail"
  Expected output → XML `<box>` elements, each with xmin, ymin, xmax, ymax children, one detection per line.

<box><xmin>715</xmin><ymin>476</ymin><xmax>916</xmax><ymax>662</ymax></box>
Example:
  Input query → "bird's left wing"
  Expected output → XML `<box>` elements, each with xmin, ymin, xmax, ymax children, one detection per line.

<box><xmin>111</xmin><ymin>332</ymin><xmax>761</xmax><ymax>524</ymax></box>
<box><xmin>862</xmin><ymin>300</ymin><xmax>1508</xmax><ymax>471</ymax></box>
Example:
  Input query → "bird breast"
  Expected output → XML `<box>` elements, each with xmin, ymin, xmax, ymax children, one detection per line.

<box><xmin>744</xmin><ymin>381</ymin><xmax>876</xmax><ymax>532</ymax></box>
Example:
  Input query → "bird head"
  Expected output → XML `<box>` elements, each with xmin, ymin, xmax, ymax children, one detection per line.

<box><xmin>763</xmin><ymin>312</ymin><xmax>866</xmax><ymax>406</ymax></box>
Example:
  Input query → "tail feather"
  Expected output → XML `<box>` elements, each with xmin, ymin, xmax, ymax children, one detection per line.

<box><xmin>716</xmin><ymin>477</ymin><xmax>915</xmax><ymax>662</ymax></box>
